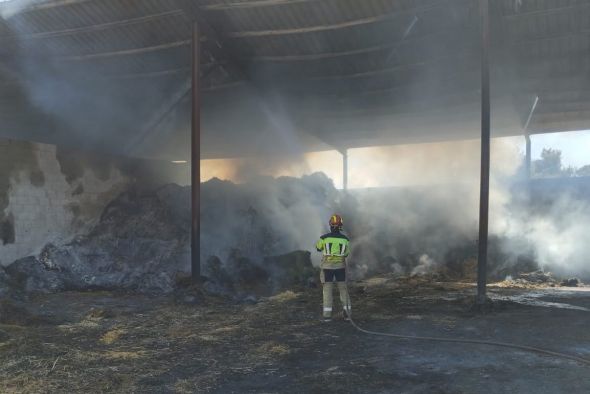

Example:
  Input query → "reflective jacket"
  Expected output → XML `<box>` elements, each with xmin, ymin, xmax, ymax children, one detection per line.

<box><xmin>315</xmin><ymin>230</ymin><xmax>350</xmax><ymax>269</ymax></box>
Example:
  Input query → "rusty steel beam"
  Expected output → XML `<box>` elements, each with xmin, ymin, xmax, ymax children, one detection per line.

<box><xmin>477</xmin><ymin>0</ymin><xmax>490</xmax><ymax>306</ymax></box>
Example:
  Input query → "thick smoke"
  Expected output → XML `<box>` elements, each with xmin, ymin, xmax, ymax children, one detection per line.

<box><xmin>204</xmin><ymin>138</ymin><xmax>590</xmax><ymax>281</ymax></box>
<box><xmin>497</xmin><ymin>189</ymin><xmax>590</xmax><ymax>279</ymax></box>
<box><xmin>348</xmin><ymin>140</ymin><xmax>589</xmax><ymax>280</ymax></box>
<box><xmin>2</xmin><ymin>3</ymin><xmax>588</xmax><ymax>282</ymax></box>
<box><xmin>0</xmin><ymin>5</ymin><xmax>190</xmax><ymax>156</ymax></box>
<box><xmin>0</xmin><ymin>1</ymin><xmax>38</xmax><ymax>19</ymax></box>
<box><xmin>529</xmin><ymin>197</ymin><xmax>590</xmax><ymax>277</ymax></box>
<box><xmin>200</xmin><ymin>173</ymin><xmax>339</xmax><ymax>268</ymax></box>
<box><xmin>4</xmin><ymin>138</ymin><xmax>587</xmax><ymax>290</ymax></box>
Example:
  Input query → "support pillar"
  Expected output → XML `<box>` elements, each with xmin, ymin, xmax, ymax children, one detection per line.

<box><xmin>191</xmin><ymin>22</ymin><xmax>201</xmax><ymax>282</ymax></box>
<box><xmin>525</xmin><ymin>134</ymin><xmax>531</xmax><ymax>180</ymax></box>
<box><xmin>477</xmin><ymin>0</ymin><xmax>490</xmax><ymax>306</ymax></box>
<box><xmin>341</xmin><ymin>149</ymin><xmax>348</xmax><ymax>191</ymax></box>
<box><xmin>523</xmin><ymin>96</ymin><xmax>538</xmax><ymax>181</ymax></box>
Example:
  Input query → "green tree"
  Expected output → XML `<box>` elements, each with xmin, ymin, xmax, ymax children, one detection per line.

<box><xmin>531</xmin><ymin>148</ymin><xmax>578</xmax><ymax>178</ymax></box>
<box><xmin>532</xmin><ymin>148</ymin><xmax>563</xmax><ymax>177</ymax></box>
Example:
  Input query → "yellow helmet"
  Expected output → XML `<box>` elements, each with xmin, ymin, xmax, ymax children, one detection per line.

<box><xmin>329</xmin><ymin>214</ymin><xmax>343</xmax><ymax>228</ymax></box>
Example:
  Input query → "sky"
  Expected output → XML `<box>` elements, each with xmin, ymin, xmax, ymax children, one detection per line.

<box><xmin>529</xmin><ymin>130</ymin><xmax>590</xmax><ymax>168</ymax></box>
<box><xmin>200</xmin><ymin>129</ymin><xmax>589</xmax><ymax>188</ymax></box>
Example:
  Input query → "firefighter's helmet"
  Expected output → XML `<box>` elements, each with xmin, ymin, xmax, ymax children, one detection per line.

<box><xmin>329</xmin><ymin>214</ymin><xmax>344</xmax><ymax>229</ymax></box>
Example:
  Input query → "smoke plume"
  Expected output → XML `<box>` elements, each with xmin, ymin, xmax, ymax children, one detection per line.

<box><xmin>201</xmin><ymin>137</ymin><xmax>590</xmax><ymax>281</ymax></box>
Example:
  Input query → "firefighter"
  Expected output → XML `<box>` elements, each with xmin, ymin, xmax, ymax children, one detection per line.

<box><xmin>315</xmin><ymin>214</ymin><xmax>351</xmax><ymax>321</ymax></box>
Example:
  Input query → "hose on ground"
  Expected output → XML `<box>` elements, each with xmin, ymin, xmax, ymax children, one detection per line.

<box><xmin>341</xmin><ymin>283</ymin><xmax>590</xmax><ymax>366</ymax></box>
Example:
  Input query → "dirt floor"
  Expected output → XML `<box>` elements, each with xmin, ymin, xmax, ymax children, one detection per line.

<box><xmin>1</xmin><ymin>276</ymin><xmax>589</xmax><ymax>394</ymax></box>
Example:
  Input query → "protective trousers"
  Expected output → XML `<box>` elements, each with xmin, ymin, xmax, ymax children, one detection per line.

<box><xmin>321</xmin><ymin>269</ymin><xmax>351</xmax><ymax>318</ymax></box>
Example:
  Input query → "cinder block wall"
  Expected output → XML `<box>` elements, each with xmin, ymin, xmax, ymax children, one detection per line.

<box><xmin>0</xmin><ymin>138</ymin><xmax>188</xmax><ymax>266</ymax></box>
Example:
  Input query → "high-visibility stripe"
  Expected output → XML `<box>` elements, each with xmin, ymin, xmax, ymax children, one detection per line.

<box><xmin>323</xmin><ymin>307</ymin><xmax>333</xmax><ymax>312</ymax></box>
<box><xmin>321</xmin><ymin>237</ymin><xmax>348</xmax><ymax>256</ymax></box>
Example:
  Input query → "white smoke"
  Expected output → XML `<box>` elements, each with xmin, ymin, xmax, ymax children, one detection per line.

<box><xmin>411</xmin><ymin>254</ymin><xmax>439</xmax><ymax>276</ymax></box>
<box><xmin>200</xmin><ymin>173</ymin><xmax>340</xmax><ymax>268</ymax></box>
<box><xmin>3</xmin><ymin>0</ymin><xmax>587</xmax><ymax>282</ymax></box>
<box><xmin>499</xmin><ymin>192</ymin><xmax>590</xmax><ymax>277</ymax></box>
<box><xmin>0</xmin><ymin>0</ymin><xmax>38</xmax><ymax>19</ymax></box>
<box><xmin>346</xmin><ymin>138</ymin><xmax>590</xmax><ymax>279</ymax></box>
<box><xmin>205</xmin><ymin>137</ymin><xmax>590</xmax><ymax>280</ymax></box>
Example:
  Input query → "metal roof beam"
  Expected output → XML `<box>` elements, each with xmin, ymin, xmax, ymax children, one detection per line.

<box><xmin>536</xmin><ymin>100</ymin><xmax>590</xmax><ymax>112</ymax></box>
<box><xmin>248</xmin><ymin>25</ymin><xmax>478</xmax><ymax>62</ymax></box>
<box><xmin>225</xmin><ymin>2</ymin><xmax>465</xmax><ymax>38</ymax></box>
<box><xmin>502</xmin><ymin>2</ymin><xmax>590</xmax><ymax>18</ymax></box>
<box><xmin>59</xmin><ymin>40</ymin><xmax>190</xmax><ymax>61</ymax></box>
<box><xmin>0</xmin><ymin>0</ymin><xmax>318</xmax><ymax>13</ymax></box>
<box><xmin>127</xmin><ymin>77</ymin><xmax>191</xmax><ymax>155</ymax></box>
<box><xmin>511</xmin><ymin>28</ymin><xmax>590</xmax><ymax>46</ymax></box>
<box><xmin>104</xmin><ymin>62</ymin><xmax>222</xmax><ymax>80</ymax></box>
<box><xmin>3</xmin><ymin>10</ymin><xmax>184</xmax><ymax>40</ymax></box>
<box><xmin>202</xmin><ymin>81</ymin><xmax>246</xmax><ymax>92</ymax></box>
<box><xmin>105</xmin><ymin>67</ymin><xmax>190</xmax><ymax>80</ymax></box>
<box><xmin>203</xmin><ymin>0</ymin><xmax>318</xmax><ymax>11</ymax></box>
<box><xmin>127</xmin><ymin>1</ymin><xmax>249</xmax><ymax>155</ymax></box>
<box><xmin>310</xmin><ymin>89</ymin><xmax>482</xmax><ymax>115</ymax></box>
<box><xmin>530</xmin><ymin>110</ymin><xmax>590</xmax><ymax>129</ymax></box>
<box><xmin>176</xmin><ymin>0</ymin><xmax>246</xmax><ymax>80</ymax></box>
<box><xmin>0</xmin><ymin>0</ymin><xmax>93</xmax><ymax>14</ymax></box>
<box><xmin>240</xmin><ymin>28</ymin><xmax>585</xmax><ymax>65</ymax></box>
<box><xmin>51</xmin><ymin>29</ymin><xmax>588</xmax><ymax>63</ymax></box>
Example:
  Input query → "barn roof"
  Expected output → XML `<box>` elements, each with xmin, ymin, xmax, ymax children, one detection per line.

<box><xmin>0</xmin><ymin>0</ymin><xmax>588</xmax><ymax>159</ymax></box>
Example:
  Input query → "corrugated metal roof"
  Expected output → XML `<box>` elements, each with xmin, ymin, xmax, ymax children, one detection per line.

<box><xmin>0</xmin><ymin>0</ymin><xmax>588</xmax><ymax>159</ymax></box>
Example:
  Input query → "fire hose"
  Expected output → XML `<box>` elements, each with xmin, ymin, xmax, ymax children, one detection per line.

<box><xmin>342</xmin><ymin>284</ymin><xmax>590</xmax><ymax>367</ymax></box>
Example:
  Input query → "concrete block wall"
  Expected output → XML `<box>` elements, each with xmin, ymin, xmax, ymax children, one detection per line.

<box><xmin>0</xmin><ymin>138</ymin><xmax>187</xmax><ymax>266</ymax></box>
